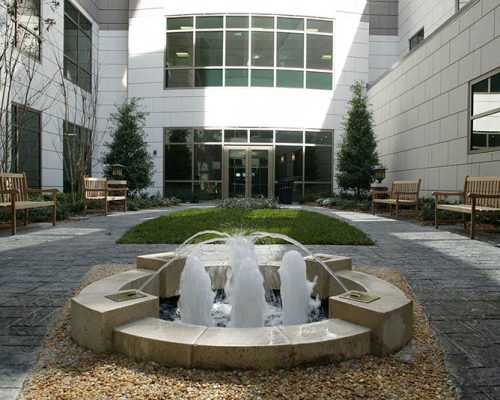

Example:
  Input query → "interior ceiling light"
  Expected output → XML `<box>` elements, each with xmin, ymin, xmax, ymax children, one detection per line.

<box><xmin>176</xmin><ymin>52</ymin><xmax>190</xmax><ymax>58</ymax></box>
<box><xmin>306</xmin><ymin>28</ymin><xmax>319</xmax><ymax>32</ymax></box>
<box><xmin>180</xmin><ymin>26</ymin><xmax>193</xmax><ymax>30</ymax></box>
<box><xmin>252</xmin><ymin>54</ymin><xmax>260</xmax><ymax>59</ymax></box>
<box><xmin>321</xmin><ymin>54</ymin><xmax>332</xmax><ymax>60</ymax></box>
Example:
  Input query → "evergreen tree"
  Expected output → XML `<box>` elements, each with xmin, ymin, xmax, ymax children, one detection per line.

<box><xmin>101</xmin><ymin>98</ymin><xmax>154</xmax><ymax>194</ymax></box>
<box><xmin>336</xmin><ymin>81</ymin><xmax>379</xmax><ymax>198</ymax></box>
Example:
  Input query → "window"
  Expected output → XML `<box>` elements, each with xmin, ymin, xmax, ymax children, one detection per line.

<box><xmin>409</xmin><ymin>28</ymin><xmax>424</xmax><ymax>51</ymax></box>
<box><xmin>11</xmin><ymin>105</ymin><xmax>41</xmax><ymax>188</ymax></box>
<box><xmin>63</xmin><ymin>121</ymin><xmax>91</xmax><ymax>193</ymax></box>
<box><xmin>165</xmin><ymin>14</ymin><xmax>334</xmax><ymax>90</ymax></box>
<box><xmin>470</xmin><ymin>69</ymin><xmax>500</xmax><ymax>152</ymax></box>
<box><xmin>456</xmin><ymin>0</ymin><xmax>471</xmax><ymax>11</ymax></box>
<box><xmin>13</xmin><ymin>0</ymin><xmax>41</xmax><ymax>59</ymax></box>
<box><xmin>64</xmin><ymin>0</ymin><xmax>92</xmax><ymax>92</ymax></box>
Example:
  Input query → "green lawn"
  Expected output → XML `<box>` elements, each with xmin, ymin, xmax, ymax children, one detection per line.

<box><xmin>117</xmin><ymin>208</ymin><xmax>373</xmax><ymax>245</ymax></box>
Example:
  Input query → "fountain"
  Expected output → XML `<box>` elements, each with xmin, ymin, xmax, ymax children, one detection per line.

<box><xmin>71</xmin><ymin>231</ymin><xmax>413</xmax><ymax>369</ymax></box>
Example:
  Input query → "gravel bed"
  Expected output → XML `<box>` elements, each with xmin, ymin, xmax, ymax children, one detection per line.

<box><xmin>19</xmin><ymin>264</ymin><xmax>456</xmax><ymax>400</ymax></box>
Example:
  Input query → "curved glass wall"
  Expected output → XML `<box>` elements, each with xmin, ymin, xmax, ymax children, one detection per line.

<box><xmin>164</xmin><ymin>128</ymin><xmax>333</xmax><ymax>200</ymax></box>
<box><xmin>165</xmin><ymin>15</ymin><xmax>333</xmax><ymax>90</ymax></box>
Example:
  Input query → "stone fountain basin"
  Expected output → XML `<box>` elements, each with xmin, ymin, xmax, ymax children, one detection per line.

<box><xmin>71</xmin><ymin>253</ymin><xmax>412</xmax><ymax>370</ymax></box>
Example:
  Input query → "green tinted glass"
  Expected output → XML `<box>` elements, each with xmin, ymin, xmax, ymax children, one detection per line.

<box><xmin>194</xmin><ymin>129</ymin><xmax>222</xmax><ymax>142</ymax></box>
<box><xmin>276</xmin><ymin>131</ymin><xmax>302</xmax><ymax>143</ymax></box>
<box><xmin>307</xmin><ymin>35</ymin><xmax>332</xmax><ymax>70</ymax></box>
<box><xmin>277</xmin><ymin>17</ymin><xmax>304</xmax><ymax>31</ymax></box>
<box><xmin>251</xmin><ymin>69</ymin><xmax>273</xmax><ymax>87</ymax></box>
<box><xmin>306</xmin><ymin>19</ymin><xmax>333</xmax><ymax>33</ymax></box>
<box><xmin>252</xmin><ymin>16</ymin><xmax>274</xmax><ymax>29</ymax></box>
<box><xmin>277</xmin><ymin>33</ymin><xmax>304</xmax><ymax>68</ymax></box>
<box><xmin>225</xmin><ymin>130</ymin><xmax>247</xmax><ymax>142</ymax></box>
<box><xmin>305</xmin><ymin>131</ymin><xmax>332</xmax><ymax>144</ymax></box>
<box><xmin>227</xmin><ymin>16</ymin><xmax>249</xmax><ymax>29</ymax></box>
<box><xmin>225</xmin><ymin>69</ymin><xmax>248</xmax><ymax>86</ymax></box>
<box><xmin>251</xmin><ymin>31</ymin><xmax>274</xmax><ymax>67</ymax></box>
<box><xmin>490</xmin><ymin>73</ymin><xmax>500</xmax><ymax>93</ymax></box>
<box><xmin>195</xmin><ymin>69</ymin><xmax>222</xmax><ymax>86</ymax></box>
<box><xmin>277</xmin><ymin>70</ymin><xmax>303</xmax><ymax>88</ymax></box>
<box><xmin>196</xmin><ymin>16</ymin><xmax>223</xmax><ymax>29</ymax></box>
<box><xmin>226</xmin><ymin>31</ymin><xmax>248</xmax><ymax>66</ymax></box>
<box><xmin>250</xmin><ymin>130</ymin><xmax>273</xmax><ymax>142</ymax></box>
<box><xmin>167</xmin><ymin>17</ymin><xmax>193</xmax><ymax>30</ymax></box>
<box><xmin>195</xmin><ymin>31</ymin><xmax>223</xmax><ymax>66</ymax></box>
<box><xmin>165</xmin><ymin>69</ymin><xmax>193</xmax><ymax>88</ymax></box>
<box><xmin>166</xmin><ymin>32</ymin><xmax>193</xmax><ymax>67</ymax></box>
<box><xmin>306</xmin><ymin>72</ymin><xmax>332</xmax><ymax>90</ymax></box>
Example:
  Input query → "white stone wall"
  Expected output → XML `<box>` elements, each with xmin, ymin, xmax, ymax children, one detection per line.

<box><xmin>398</xmin><ymin>0</ymin><xmax>456</xmax><ymax>58</ymax></box>
<box><xmin>368</xmin><ymin>0</ymin><xmax>500</xmax><ymax>195</ymax></box>
<box><xmin>127</xmin><ymin>0</ymin><xmax>370</xmax><ymax>193</ymax></box>
<box><xmin>369</xmin><ymin>35</ymin><xmax>398</xmax><ymax>82</ymax></box>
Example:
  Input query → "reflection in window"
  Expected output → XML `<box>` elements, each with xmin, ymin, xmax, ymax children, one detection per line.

<box><xmin>64</xmin><ymin>0</ymin><xmax>92</xmax><ymax>92</ymax></box>
<box><xmin>470</xmin><ymin>70</ymin><xmax>500</xmax><ymax>152</ymax></box>
<box><xmin>14</xmin><ymin>0</ymin><xmax>41</xmax><ymax>59</ymax></box>
<box><xmin>165</xmin><ymin>14</ymin><xmax>333</xmax><ymax>90</ymax></box>
<box><xmin>275</xmin><ymin>146</ymin><xmax>302</xmax><ymax>180</ymax></box>
<box><xmin>409</xmin><ymin>28</ymin><xmax>424</xmax><ymax>51</ymax></box>
<box><xmin>63</xmin><ymin>121</ymin><xmax>92</xmax><ymax>193</ymax></box>
<box><xmin>305</xmin><ymin>147</ymin><xmax>332</xmax><ymax>181</ymax></box>
<box><xmin>250</xmin><ymin>130</ymin><xmax>273</xmax><ymax>143</ymax></box>
<box><xmin>164</xmin><ymin>144</ymin><xmax>192</xmax><ymax>180</ymax></box>
<box><xmin>11</xmin><ymin>105</ymin><xmax>41</xmax><ymax>188</ymax></box>
<box><xmin>194</xmin><ymin>145</ymin><xmax>222</xmax><ymax>180</ymax></box>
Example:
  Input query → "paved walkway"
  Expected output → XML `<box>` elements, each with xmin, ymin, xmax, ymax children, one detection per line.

<box><xmin>0</xmin><ymin>205</ymin><xmax>498</xmax><ymax>399</ymax></box>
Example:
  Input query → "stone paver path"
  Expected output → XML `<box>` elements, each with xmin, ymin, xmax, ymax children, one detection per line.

<box><xmin>0</xmin><ymin>204</ymin><xmax>498</xmax><ymax>400</ymax></box>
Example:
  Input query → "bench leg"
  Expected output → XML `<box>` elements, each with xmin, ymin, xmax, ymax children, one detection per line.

<box><xmin>470</xmin><ymin>213</ymin><xmax>475</xmax><ymax>239</ymax></box>
<box><xmin>124</xmin><ymin>198</ymin><xmax>127</xmax><ymax>213</ymax></box>
<box><xmin>83</xmin><ymin>199</ymin><xmax>87</xmax><ymax>216</ymax></box>
<box><xmin>52</xmin><ymin>204</ymin><xmax>56</xmax><ymax>226</ymax></box>
<box><xmin>372</xmin><ymin>200</ymin><xmax>375</xmax><ymax>215</ymax></box>
<box><xmin>463</xmin><ymin>213</ymin><xmax>467</xmax><ymax>230</ymax></box>
<box><xmin>395</xmin><ymin>201</ymin><xmax>399</xmax><ymax>218</ymax></box>
<box><xmin>105</xmin><ymin>200</ymin><xmax>108</xmax><ymax>216</ymax></box>
<box><xmin>435</xmin><ymin>206</ymin><xmax>440</xmax><ymax>229</ymax></box>
<box><xmin>11</xmin><ymin>209</ymin><xmax>16</xmax><ymax>235</ymax></box>
<box><xmin>24</xmin><ymin>209</ymin><xmax>29</xmax><ymax>226</ymax></box>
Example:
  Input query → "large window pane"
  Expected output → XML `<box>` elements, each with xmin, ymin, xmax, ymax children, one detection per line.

<box><xmin>472</xmin><ymin>79</ymin><xmax>500</xmax><ymax>116</ymax></box>
<box><xmin>165</xmin><ymin>69</ymin><xmax>193</xmax><ymax>88</ymax></box>
<box><xmin>165</xmin><ymin>129</ymin><xmax>193</xmax><ymax>143</ymax></box>
<box><xmin>251</xmin><ymin>69</ymin><xmax>273</xmax><ymax>87</ymax></box>
<box><xmin>250</xmin><ymin>130</ymin><xmax>273</xmax><ymax>143</ymax></box>
<box><xmin>64</xmin><ymin>58</ymin><xmax>78</xmax><ymax>81</ymax></box>
<box><xmin>78</xmin><ymin>31</ymin><xmax>91</xmax><ymax>71</ymax></box>
<box><xmin>305</xmin><ymin>147</ymin><xmax>332</xmax><ymax>181</ymax></box>
<box><xmin>251</xmin><ymin>31</ymin><xmax>274</xmax><ymax>67</ymax></box>
<box><xmin>196</xmin><ymin>31</ymin><xmax>223</xmax><ymax>66</ymax></box>
<box><xmin>306</xmin><ymin>72</ymin><xmax>332</xmax><ymax>90</ymax></box>
<box><xmin>471</xmin><ymin>111</ymin><xmax>500</xmax><ymax>150</ymax></box>
<box><xmin>277</xmin><ymin>17</ymin><xmax>303</xmax><ymax>31</ymax></box>
<box><xmin>194</xmin><ymin>129</ymin><xmax>222</xmax><ymax>142</ymax></box>
<box><xmin>196</xmin><ymin>16</ymin><xmax>223</xmax><ymax>29</ymax></box>
<box><xmin>307</xmin><ymin>35</ymin><xmax>332</xmax><ymax>70</ymax></box>
<box><xmin>277</xmin><ymin>33</ymin><xmax>303</xmax><ymax>68</ymax></box>
<box><xmin>167</xmin><ymin>17</ymin><xmax>193</xmax><ymax>30</ymax></box>
<box><xmin>64</xmin><ymin>0</ymin><xmax>78</xmax><ymax>22</ymax></box>
<box><xmin>276</xmin><ymin>130</ymin><xmax>303</xmax><ymax>143</ymax></box>
<box><xmin>224</xmin><ymin>129</ymin><xmax>247</xmax><ymax>142</ymax></box>
<box><xmin>277</xmin><ymin>70</ymin><xmax>303</xmax><ymax>88</ymax></box>
<box><xmin>491</xmin><ymin>73</ymin><xmax>500</xmax><ymax>93</ymax></box>
<box><xmin>306</xmin><ymin>19</ymin><xmax>333</xmax><ymax>33</ymax></box>
<box><xmin>195</xmin><ymin>69</ymin><xmax>222</xmax><ymax>86</ymax></box>
<box><xmin>164</xmin><ymin>144</ymin><xmax>192</xmax><ymax>180</ymax></box>
<box><xmin>166</xmin><ymin>32</ymin><xmax>193</xmax><ymax>67</ymax></box>
<box><xmin>164</xmin><ymin>182</ymin><xmax>192</xmax><ymax>199</ymax></box>
<box><xmin>252</xmin><ymin>16</ymin><xmax>274</xmax><ymax>29</ymax></box>
<box><xmin>226</xmin><ymin>31</ymin><xmax>248</xmax><ymax>66</ymax></box>
<box><xmin>64</xmin><ymin>16</ymin><xmax>78</xmax><ymax>60</ymax></box>
<box><xmin>225</xmin><ymin>69</ymin><xmax>248</xmax><ymax>86</ymax></box>
<box><xmin>227</xmin><ymin>16</ymin><xmax>248</xmax><ymax>29</ymax></box>
<box><xmin>306</xmin><ymin>131</ymin><xmax>332</xmax><ymax>144</ymax></box>
<box><xmin>275</xmin><ymin>146</ymin><xmax>302</xmax><ymax>180</ymax></box>
<box><xmin>194</xmin><ymin>145</ymin><xmax>222</xmax><ymax>180</ymax></box>
<box><xmin>12</xmin><ymin>106</ymin><xmax>41</xmax><ymax>188</ymax></box>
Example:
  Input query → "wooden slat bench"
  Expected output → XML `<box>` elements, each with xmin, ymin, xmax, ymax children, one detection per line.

<box><xmin>372</xmin><ymin>179</ymin><xmax>421</xmax><ymax>218</ymax></box>
<box><xmin>0</xmin><ymin>172</ymin><xmax>58</xmax><ymax>235</ymax></box>
<box><xmin>433</xmin><ymin>176</ymin><xmax>500</xmax><ymax>239</ymax></box>
<box><xmin>83</xmin><ymin>177</ymin><xmax>127</xmax><ymax>216</ymax></box>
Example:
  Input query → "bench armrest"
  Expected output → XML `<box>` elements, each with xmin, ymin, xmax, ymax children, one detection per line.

<box><xmin>107</xmin><ymin>187</ymin><xmax>128</xmax><ymax>193</ymax></box>
<box><xmin>393</xmin><ymin>191</ymin><xmax>419</xmax><ymax>195</ymax></box>
<box><xmin>0</xmin><ymin>189</ymin><xmax>18</xmax><ymax>197</ymax></box>
<box><xmin>84</xmin><ymin>188</ymin><xmax>109</xmax><ymax>192</ymax></box>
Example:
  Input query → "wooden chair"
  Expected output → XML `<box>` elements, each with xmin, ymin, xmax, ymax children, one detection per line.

<box><xmin>82</xmin><ymin>177</ymin><xmax>127</xmax><ymax>216</ymax></box>
<box><xmin>0</xmin><ymin>172</ymin><xmax>58</xmax><ymax>235</ymax></box>
<box><xmin>372</xmin><ymin>179</ymin><xmax>421</xmax><ymax>218</ymax></box>
<box><xmin>433</xmin><ymin>176</ymin><xmax>500</xmax><ymax>239</ymax></box>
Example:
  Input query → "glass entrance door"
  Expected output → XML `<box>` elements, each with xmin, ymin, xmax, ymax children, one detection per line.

<box><xmin>224</xmin><ymin>147</ymin><xmax>273</xmax><ymax>198</ymax></box>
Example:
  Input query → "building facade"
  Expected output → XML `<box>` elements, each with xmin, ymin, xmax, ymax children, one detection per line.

<box><xmin>2</xmin><ymin>0</ymin><xmax>498</xmax><ymax>199</ymax></box>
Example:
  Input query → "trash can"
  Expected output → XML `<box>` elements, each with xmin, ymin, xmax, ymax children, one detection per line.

<box><xmin>277</xmin><ymin>179</ymin><xmax>294</xmax><ymax>204</ymax></box>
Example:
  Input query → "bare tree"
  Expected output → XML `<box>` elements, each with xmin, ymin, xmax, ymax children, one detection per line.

<box><xmin>0</xmin><ymin>0</ymin><xmax>59</xmax><ymax>175</ymax></box>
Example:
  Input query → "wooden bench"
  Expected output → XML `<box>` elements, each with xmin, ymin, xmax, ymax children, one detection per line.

<box><xmin>0</xmin><ymin>172</ymin><xmax>58</xmax><ymax>235</ymax></box>
<box><xmin>433</xmin><ymin>176</ymin><xmax>500</xmax><ymax>239</ymax></box>
<box><xmin>82</xmin><ymin>177</ymin><xmax>127</xmax><ymax>216</ymax></box>
<box><xmin>372</xmin><ymin>179</ymin><xmax>421</xmax><ymax>218</ymax></box>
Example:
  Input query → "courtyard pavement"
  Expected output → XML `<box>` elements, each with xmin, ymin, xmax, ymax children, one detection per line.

<box><xmin>0</xmin><ymin>204</ymin><xmax>498</xmax><ymax>399</ymax></box>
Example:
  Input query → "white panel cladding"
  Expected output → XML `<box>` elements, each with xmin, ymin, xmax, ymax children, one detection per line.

<box><xmin>368</xmin><ymin>1</ymin><xmax>500</xmax><ymax>195</ymax></box>
<box><xmin>369</xmin><ymin>35</ymin><xmax>398</xmax><ymax>82</ymax></box>
<box><xmin>127</xmin><ymin>0</ymin><xmax>370</xmax><ymax>192</ymax></box>
<box><xmin>94</xmin><ymin>30</ymin><xmax>129</xmax><ymax>176</ymax></box>
<box><xmin>398</xmin><ymin>0</ymin><xmax>456</xmax><ymax>58</ymax></box>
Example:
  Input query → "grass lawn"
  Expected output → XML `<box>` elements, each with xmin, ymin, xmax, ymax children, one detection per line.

<box><xmin>117</xmin><ymin>208</ymin><xmax>373</xmax><ymax>245</ymax></box>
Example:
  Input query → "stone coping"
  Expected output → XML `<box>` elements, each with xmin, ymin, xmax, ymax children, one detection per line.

<box><xmin>71</xmin><ymin>253</ymin><xmax>412</xmax><ymax>369</ymax></box>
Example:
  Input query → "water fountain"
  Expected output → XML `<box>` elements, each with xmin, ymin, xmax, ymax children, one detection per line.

<box><xmin>71</xmin><ymin>231</ymin><xmax>413</xmax><ymax>369</ymax></box>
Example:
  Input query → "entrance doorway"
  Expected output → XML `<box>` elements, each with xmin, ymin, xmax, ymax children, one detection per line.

<box><xmin>223</xmin><ymin>146</ymin><xmax>274</xmax><ymax>198</ymax></box>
